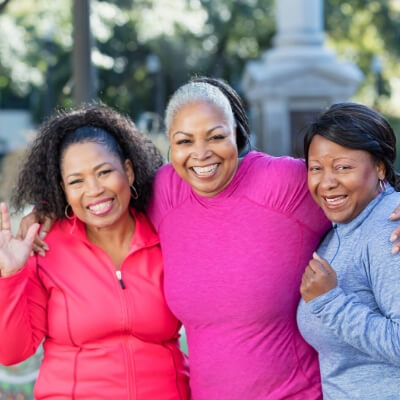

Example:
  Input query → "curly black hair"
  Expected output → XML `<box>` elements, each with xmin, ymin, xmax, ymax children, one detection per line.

<box><xmin>12</xmin><ymin>103</ymin><xmax>164</xmax><ymax>219</ymax></box>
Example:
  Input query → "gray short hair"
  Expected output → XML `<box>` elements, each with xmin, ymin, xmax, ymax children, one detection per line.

<box><xmin>164</xmin><ymin>82</ymin><xmax>236</xmax><ymax>134</ymax></box>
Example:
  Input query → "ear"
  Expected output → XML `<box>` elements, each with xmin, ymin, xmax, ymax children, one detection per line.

<box><xmin>124</xmin><ymin>159</ymin><xmax>135</xmax><ymax>186</ymax></box>
<box><xmin>376</xmin><ymin>160</ymin><xmax>386</xmax><ymax>180</ymax></box>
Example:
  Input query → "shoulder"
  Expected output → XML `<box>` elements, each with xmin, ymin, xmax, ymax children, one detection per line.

<box><xmin>361</xmin><ymin>190</ymin><xmax>400</xmax><ymax>257</ymax></box>
<box><xmin>147</xmin><ymin>164</ymin><xmax>190</xmax><ymax>230</ymax></box>
<box><xmin>245</xmin><ymin>151</ymin><xmax>307</xmax><ymax>187</ymax></box>
<box><xmin>365</xmin><ymin>190</ymin><xmax>400</xmax><ymax>235</ymax></box>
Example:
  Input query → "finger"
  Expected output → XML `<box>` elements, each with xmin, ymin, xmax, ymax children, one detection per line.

<box><xmin>312</xmin><ymin>253</ymin><xmax>334</xmax><ymax>274</ymax></box>
<box><xmin>392</xmin><ymin>241</ymin><xmax>400</xmax><ymax>255</ymax></box>
<box><xmin>33</xmin><ymin>234</ymin><xmax>49</xmax><ymax>252</ymax></box>
<box><xmin>39</xmin><ymin>216</ymin><xmax>54</xmax><ymax>240</ymax></box>
<box><xmin>389</xmin><ymin>204</ymin><xmax>400</xmax><ymax>220</ymax></box>
<box><xmin>16</xmin><ymin>213</ymin><xmax>36</xmax><ymax>240</ymax></box>
<box><xmin>304</xmin><ymin>265</ymin><xmax>316</xmax><ymax>280</ymax></box>
<box><xmin>0</xmin><ymin>203</ymin><xmax>11</xmax><ymax>231</ymax></box>
<box><xmin>309</xmin><ymin>259</ymin><xmax>329</xmax><ymax>275</ymax></box>
<box><xmin>390</xmin><ymin>226</ymin><xmax>400</xmax><ymax>243</ymax></box>
<box><xmin>32</xmin><ymin>243</ymin><xmax>43</xmax><ymax>255</ymax></box>
<box><xmin>24</xmin><ymin>223</ymin><xmax>40</xmax><ymax>249</ymax></box>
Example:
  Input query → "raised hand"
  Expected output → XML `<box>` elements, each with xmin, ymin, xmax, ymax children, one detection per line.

<box><xmin>300</xmin><ymin>252</ymin><xmax>338</xmax><ymax>303</ymax></box>
<box><xmin>0</xmin><ymin>203</ymin><xmax>39</xmax><ymax>278</ymax></box>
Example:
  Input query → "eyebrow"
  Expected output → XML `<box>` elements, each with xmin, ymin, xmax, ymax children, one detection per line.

<box><xmin>65</xmin><ymin>162</ymin><xmax>111</xmax><ymax>178</ymax></box>
<box><xmin>172</xmin><ymin>125</ymin><xmax>225</xmax><ymax>138</ymax></box>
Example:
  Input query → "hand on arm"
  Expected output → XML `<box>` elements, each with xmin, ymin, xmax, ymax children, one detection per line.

<box><xmin>300</xmin><ymin>252</ymin><xmax>338</xmax><ymax>303</ymax></box>
<box><xmin>389</xmin><ymin>204</ymin><xmax>400</xmax><ymax>254</ymax></box>
<box><xmin>0</xmin><ymin>203</ymin><xmax>39</xmax><ymax>277</ymax></box>
<box><xmin>16</xmin><ymin>210</ymin><xmax>54</xmax><ymax>256</ymax></box>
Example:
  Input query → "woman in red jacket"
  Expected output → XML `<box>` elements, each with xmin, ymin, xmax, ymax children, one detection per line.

<box><xmin>0</xmin><ymin>105</ymin><xmax>189</xmax><ymax>400</ymax></box>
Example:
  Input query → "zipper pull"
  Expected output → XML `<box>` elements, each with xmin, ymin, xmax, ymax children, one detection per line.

<box><xmin>116</xmin><ymin>270</ymin><xmax>126</xmax><ymax>289</ymax></box>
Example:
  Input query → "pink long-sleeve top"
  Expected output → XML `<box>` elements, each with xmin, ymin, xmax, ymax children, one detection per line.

<box><xmin>147</xmin><ymin>151</ymin><xmax>330</xmax><ymax>400</ymax></box>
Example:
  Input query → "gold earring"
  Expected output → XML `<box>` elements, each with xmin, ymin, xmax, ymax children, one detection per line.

<box><xmin>65</xmin><ymin>204</ymin><xmax>74</xmax><ymax>219</ymax></box>
<box><xmin>379</xmin><ymin>179</ymin><xmax>386</xmax><ymax>193</ymax></box>
<box><xmin>130</xmin><ymin>185</ymin><xmax>139</xmax><ymax>200</ymax></box>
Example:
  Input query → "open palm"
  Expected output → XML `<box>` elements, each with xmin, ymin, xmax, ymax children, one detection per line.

<box><xmin>0</xmin><ymin>203</ymin><xmax>38</xmax><ymax>278</ymax></box>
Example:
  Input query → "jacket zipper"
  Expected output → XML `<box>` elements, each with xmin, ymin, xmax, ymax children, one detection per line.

<box><xmin>115</xmin><ymin>265</ymin><xmax>135</xmax><ymax>399</ymax></box>
<box><xmin>115</xmin><ymin>269</ymin><xmax>126</xmax><ymax>289</ymax></box>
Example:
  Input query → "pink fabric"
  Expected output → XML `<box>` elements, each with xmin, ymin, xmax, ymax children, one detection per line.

<box><xmin>147</xmin><ymin>151</ymin><xmax>330</xmax><ymax>400</ymax></box>
<box><xmin>0</xmin><ymin>211</ymin><xmax>189</xmax><ymax>400</ymax></box>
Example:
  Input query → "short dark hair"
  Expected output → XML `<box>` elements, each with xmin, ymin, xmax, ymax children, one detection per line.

<box><xmin>12</xmin><ymin>103</ymin><xmax>164</xmax><ymax>218</ymax></box>
<box><xmin>190</xmin><ymin>77</ymin><xmax>251</xmax><ymax>154</ymax></box>
<box><xmin>304</xmin><ymin>102</ymin><xmax>399</xmax><ymax>189</ymax></box>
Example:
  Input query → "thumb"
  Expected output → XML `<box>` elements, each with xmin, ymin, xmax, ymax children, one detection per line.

<box><xmin>313</xmin><ymin>252</ymin><xmax>335</xmax><ymax>274</ymax></box>
<box><xmin>25</xmin><ymin>223</ymin><xmax>40</xmax><ymax>249</ymax></box>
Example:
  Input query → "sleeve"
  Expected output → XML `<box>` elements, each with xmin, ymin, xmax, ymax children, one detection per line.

<box><xmin>0</xmin><ymin>257</ymin><xmax>48</xmax><ymax>365</ymax></box>
<box><xmin>256</xmin><ymin>155</ymin><xmax>330</xmax><ymax>235</ymax></box>
<box><xmin>308</xmin><ymin>233</ymin><xmax>400</xmax><ymax>365</ymax></box>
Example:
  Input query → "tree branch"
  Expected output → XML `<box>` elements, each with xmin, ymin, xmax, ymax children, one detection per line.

<box><xmin>0</xmin><ymin>0</ymin><xmax>12</xmax><ymax>14</ymax></box>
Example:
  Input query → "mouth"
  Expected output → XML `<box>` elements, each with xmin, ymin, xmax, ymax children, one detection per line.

<box><xmin>322</xmin><ymin>195</ymin><xmax>348</xmax><ymax>209</ymax></box>
<box><xmin>87</xmin><ymin>198</ymin><xmax>114</xmax><ymax>215</ymax></box>
<box><xmin>190</xmin><ymin>163</ymin><xmax>219</xmax><ymax>178</ymax></box>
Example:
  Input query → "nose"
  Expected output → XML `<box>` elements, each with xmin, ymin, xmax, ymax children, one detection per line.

<box><xmin>192</xmin><ymin>141</ymin><xmax>212</xmax><ymax>161</ymax></box>
<box><xmin>86</xmin><ymin>177</ymin><xmax>105</xmax><ymax>196</ymax></box>
<box><xmin>319</xmin><ymin>170</ymin><xmax>338</xmax><ymax>190</ymax></box>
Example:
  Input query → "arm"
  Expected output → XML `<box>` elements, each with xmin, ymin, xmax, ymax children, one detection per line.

<box><xmin>302</xmin><ymin>244</ymin><xmax>400</xmax><ymax>365</ymax></box>
<box><xmin>0</xmin><ymin>203</ymin><xmax>48</xmax><ymax>365</ymax></box>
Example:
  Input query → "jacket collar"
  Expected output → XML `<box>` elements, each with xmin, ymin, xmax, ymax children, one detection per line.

<box><xmin>59</xmin><ymin>208</ymin><xmax>160</xmax><ymax>252</ymax></box>
<box><xmin>333</xmin><ymin>184</ymin><xmax>394</xmax><ymax>237</ymax></box>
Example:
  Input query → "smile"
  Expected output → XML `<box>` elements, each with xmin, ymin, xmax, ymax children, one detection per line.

<box><xmin>323</xmin><ymin>195</ymin><xmax>347</xmax><ymax>208</ymax></box>
<box><xmin>191</xmin><ymin>164</ymin><xmax>219</xmax><ymax>177</ymax></box>
<box><xmin>87</xmin><ymin>199</ymin><xmax>114</xmax><ymax>215</ymax></box>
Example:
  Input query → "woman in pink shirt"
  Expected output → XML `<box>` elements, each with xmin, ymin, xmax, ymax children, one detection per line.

<box><xmin>23</xmin><ymin>78</ymin><xmax>400</xmax><ymax>399</ymax></box>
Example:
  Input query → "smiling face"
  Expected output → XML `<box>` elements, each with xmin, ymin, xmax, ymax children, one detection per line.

<box><xmin>307</xmin><ymin>135</ymin><xmax>385</xmax><ymax>223</ymax></box>
<box><xmin>61</xmin><ymin>141</ymin><xmax>134</xmax><ymax>230</ymax></box>
<box><xmin>169</xmin><ymin>101</ymin><xmax>239</xmax><ymax>197</ymax></box>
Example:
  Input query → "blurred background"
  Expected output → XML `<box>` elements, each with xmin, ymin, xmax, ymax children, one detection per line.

<box><xmin>0</xmin><ymin>0</ymin><xmax>400</xmax><ymax>397</ymax></box>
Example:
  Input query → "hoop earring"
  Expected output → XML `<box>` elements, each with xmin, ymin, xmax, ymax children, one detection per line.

<box><xmin>130</xmin><ymin>184</ymin><xmax>139</xmax><ymax>200</ymax></box>
<box><xmin>65</xmin><ymin>204</ymin><xmax>74</xmax><ymax>219</ymax></box>
<box><xmin>379</xmin><ymin>179</ymin><xmax>386</xmax><ymax>193</ymax></box>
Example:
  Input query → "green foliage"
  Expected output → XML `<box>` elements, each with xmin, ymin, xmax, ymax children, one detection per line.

<box><xmin>1</xmin><ymin>0</ymin><xmax>400</xmax><ymax>121</ymax></box>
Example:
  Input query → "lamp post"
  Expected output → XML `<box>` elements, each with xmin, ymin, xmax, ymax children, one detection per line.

<box><xmin>73</xmin><ymin>0</ymin><xmax>96</xmax><ymax>105</ymax></box>
<box><xmin>146</xmin><ymin>53</ymin><xmax>165</xmax><ymax>118</ymax></box>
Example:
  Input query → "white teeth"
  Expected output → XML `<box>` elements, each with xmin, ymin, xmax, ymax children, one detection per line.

<box><xmin>325</xmin><ymin>196</ymin><xmax>345</xmax><ymax>204</ymax></box>
<box><xmin>89</xmin><ymin>200</ymin><xmax>112</xmax><ymax>212</ymax></box>
<box><xmin>192</xmin><ymin>164</ymin><xmax>218</xmax><ymax>175</ymax></box>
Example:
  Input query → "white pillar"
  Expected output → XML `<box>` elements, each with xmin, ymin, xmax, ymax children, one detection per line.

<box><xmin>242</xmin><ymin>0</ymin><xmax>363</xmax><ymax>156</ymax></box>
<box><xmin>275</xmin><ymin>0</ymin><xmax>324</xmax><ymax>47</ymax></box>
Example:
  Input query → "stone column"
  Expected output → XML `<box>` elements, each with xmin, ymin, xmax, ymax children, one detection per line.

<box><xmin>242</xmin><ymin>0</ymin><xmax>363</xmax><ymax>157</ymax></box>
<box><xmin>73</xmin><ymin>0</ymin><xmax>96</xmax><ymax>105</ymax></box>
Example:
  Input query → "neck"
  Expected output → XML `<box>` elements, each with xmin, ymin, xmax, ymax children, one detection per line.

<box><xmin>85</xmin><ymin>211</ymin><xmax>135</xmax><ymax>250</ymax></box>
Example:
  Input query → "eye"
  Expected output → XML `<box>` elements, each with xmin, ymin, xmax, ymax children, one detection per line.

<box><xmin>209</xmin><ymin>134</ymin><xmax>225</xmax><ymax>141</ymax></box>
<box><xmin>68</xmin><ymin>179</ymin><xmax>83</xmax><ymax>186</ymax></box>
<box><xmin>336</xmin><ymin>165</ymin><xmax>351</xmax><ymax>171</ymax></box>
<box><xmin>176</xmin><ymin>139</ymin><xmax>192</xmax><ymax>145</ymax></box>
<box><xmin>309</xmin><ymin>166</ymin><xmax>321</xmax><ymax>172</ymax></box>
<box><xmin>99</xmin><ymin>169</ymin><xmax>112</xmax><ymax>176</ymax></box>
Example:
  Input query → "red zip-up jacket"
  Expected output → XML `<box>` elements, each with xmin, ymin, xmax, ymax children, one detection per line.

<box><xmin>0</xmin><ymin>210</ymin><xmax>189</xmax><ymax>399</ymax></box>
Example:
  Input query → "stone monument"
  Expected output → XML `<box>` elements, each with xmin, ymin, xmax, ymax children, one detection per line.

<box><xmin>242</xmin><ymin>0</ymin><xmax>363</xmax><ymax>157</ymax></box>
